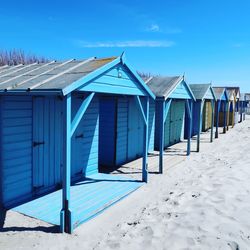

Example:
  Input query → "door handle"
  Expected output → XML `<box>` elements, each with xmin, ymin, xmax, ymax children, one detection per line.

<box><xmin>33</xmin><ymin>141</ymin><xmax>45</xmax><ymax>147</ymax></box>
<box><xmin>75</xmin><ymin>133</ymin><xmax>84</xmax><ymax>139</ymax></box>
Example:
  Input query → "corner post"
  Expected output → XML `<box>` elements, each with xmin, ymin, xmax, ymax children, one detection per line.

<box><xmin>227</xmin><ymin>101</ymin><xmax>230</xmax><ymax>131</ymax></box>
<box><xmin>215</xmin><ymin>100</ymin><xmax>220</xmax><ymax>138</ymax></box>
<box><xmin>60</xmin><ymin>93</ymin><xmax>73</xmax><ymax>234</ymax></box>
<box><xmin>197</xmin><ymin>100</ymin><xmax>203</xmax><ymax>152</ymax></box>
<box><xmin>223</xmin><ymin>101</ymin><xmax>227</xmax><ymax>133</ymax></box>
<box><xmin>210</xmin><ymin>99</ymin><xmax>215</xmax><ymax>142</ymax></box>
<box><xmin>185</xmin><ymin>99</ymin><xmax>192</xmax><ymax>156</ymax></box>
<box><xmin>159</xmin><ymin>99</ymin><xmax>165</xmax><ymax>174</ymax></box>
<box><xmin>142</xmin><ymin>97</ymin><xmax>149</xmax><ymax>182</ymax></box>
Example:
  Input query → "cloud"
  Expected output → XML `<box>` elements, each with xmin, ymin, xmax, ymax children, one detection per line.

<box><xmin>75</xmin><ymin>40</ymin><xmax>175</xmax><ymax>48</ymax></box>
<box><xmin>148</xmin><ymin>24</ymin><xmax>160</xmax><ymax>32</ymax></box>
<box><xmin>146</xmin><ymin>24</ymin><xmax>182</xmax><ymax>34</ymax></box>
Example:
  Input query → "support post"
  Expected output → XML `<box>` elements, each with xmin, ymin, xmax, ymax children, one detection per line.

<box><xmin>215</xmin><ymin>100</ymin><xmax>220</xmax><ymax>138</ymax></box>
<box><xmin>142</xmin><ymin>97</ymin><xmax>149</xmax><ymax>182</ymax></box>
<box><xmin>159</xmin><ymin>100</ymin><xmax>165</xmax><ymax>174</ymax></box>
<box><xmin>185</xmin><ymin>99</ymin><xmax>192</xmax><ymax>156</ymax></box>
<box><xmin>159</xmin><ymin>98</ymin><xmax>172</xmax><ymax>174</ymax></box>
<box><xmin>197</xmin><ymin>100</ymin><xmax>204</xmax><ymax>152</ymax></box>
<box><xmin>223</xmin><ymin>101</ymin><xmax>227</xmax><ymax>133</ymax></box>
<box><xmin>210</xmin><ymin>99</ymin><xmax>215</xmax><ymax>142</ymax></box>
<box><xmin>60</xmin><ymin>93</ymin><xmax>73</xmax><ymax>234</ymax></box>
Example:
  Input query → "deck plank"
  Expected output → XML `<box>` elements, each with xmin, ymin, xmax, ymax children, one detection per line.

<box><xmin>12</xmin><ymin>173</ymin><xmax>143</xmax><ymax>227</ymax></box>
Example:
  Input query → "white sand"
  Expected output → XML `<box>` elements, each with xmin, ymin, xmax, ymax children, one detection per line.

<box><xmin>1</xmin><ymin>116</ymin><xmax>250</xmax><ymax>250</ymax></box>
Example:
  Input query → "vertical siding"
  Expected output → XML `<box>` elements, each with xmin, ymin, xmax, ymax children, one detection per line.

<box><xmin>148</xmin><ymin>99</ymin><xmax>155</xmax><ymax>152</ymax></box>
<box><xmin>71</xmin><ymin>95</ymin><xmax>99</xmax><ymax>178</ymax></box>
<box><xmin>116</xmin><ymin>97</ymin><xmax>128</xmax><ymax>165</ymax></box>
<box><xmin>154</xmin><ymin>100</ymin><xmax>161</xmax><ymax>151</ymax></box>
<box><xmin>1</xmin><ymin>96</ymin><xmax>33</xmax><ymax>207</ymax></box>
<box><xmin>32</xmin><ymin>96</ymin><xmax>63</xmax><ymax>194</ymax></box>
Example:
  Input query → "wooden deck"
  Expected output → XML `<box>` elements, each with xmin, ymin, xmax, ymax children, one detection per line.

<box><xmin>12</xmin><ymin>173</ymin><xmax>143</xmax><ymax>229</ymax></box>
<box><xmin>11</xmin><ymin>127</ymin><xmax>219</xmax><ymax>230</ymax></box>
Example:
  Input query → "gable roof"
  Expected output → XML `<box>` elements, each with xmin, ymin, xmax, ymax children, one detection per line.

<box><xmin>225</xmin><ymin>86</ymin><xmax>240</xmax><ymax>98</ymax></box>
<box><xmin>189</xmin><ymin>84</ymin><xmax>216</xmax><ymax>101</ymax></box>
<box><xmin>212</xmin><ymin>87</ymin><xmax>229</xmax><ymax>101</ymax></box>
<box><xmin>226</xmin><ymin>89</ymin><xmax>236</xmax><ymax>101</ymax></box>
<box><xmin>0</xmin><ymin>53</ymin><xmax>155</xmax><ymax>99</ymax></box>
<box><xmin>144</xmin><ymin>75</ymin><xmax>195</xmax><ymax>100</ymax></box>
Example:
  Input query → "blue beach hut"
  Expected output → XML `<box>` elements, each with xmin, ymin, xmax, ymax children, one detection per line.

<box><xmin>185</xmin><ymin>84</ymin><xmax>216</xmax><ymax>152</ymax></box>
<box><xmin>212</xmin><ymin>87</ymin><xmax>229</xmax><ymax>137</ymax></box>
<box><xmin>0</xmin><ymin>53</ymin><xmax>155</xmax><ymax>233</ymax></box>
<box><xmin>145</xmin><ymin>76</ymin><xmax>195</xmax><ymax>173</ymax></box>
<box><xmin>239</xmin><ymin>93</ymin><xmax>246</xmax><ymax>122</ymax></box>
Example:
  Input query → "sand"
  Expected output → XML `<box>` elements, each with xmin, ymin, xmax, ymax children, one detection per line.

<box><xmin>1</xmin><ymin>116</ymin><xmax>250</xmax><ymax>250</ymax></box>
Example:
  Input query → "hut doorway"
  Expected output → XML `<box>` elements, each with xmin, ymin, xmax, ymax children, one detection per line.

<box><xmin>98</xmin><ymin>96</ymin><xmax>117</xmax><ymax>171</ymax></box>
<box><xmin>164</xmin><ymin>100</ymin><xmax>185</xmax><ymax>148</ymax></box>
<box><xmin>32</xmin><ymin>96</ymin><xmax>62</xmax><ymax>195</ymax></box>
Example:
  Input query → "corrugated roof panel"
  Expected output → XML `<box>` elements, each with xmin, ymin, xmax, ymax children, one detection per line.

<box><xmin>146</xmin><ymin>76</ymin><xmax>181</xmax><ymax>98</ymax></box>
<box><xmin>213</xmin><ymin>87</ymin><xmax>225</xmax><ymax>100</ymax></box>
<box><xmin>189</xmin><ymin>84</ymin><xmax>212</xmax><ymax>100</ymax></box>
<box><xmin>0</xmin><ymin>57</ymin><xmax>117</xmax><ymax>92</ymax></box>
<box><xmin>36</xmin><ymin>58</ymin><xmax>116</xmax><ymax>90</ymax></box>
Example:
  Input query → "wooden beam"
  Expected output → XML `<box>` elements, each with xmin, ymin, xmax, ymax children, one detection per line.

<box><xmin>142</xmin><ymin>97</ymin><xmax>149</xmax><ymax>183</ymax></box>
<box><xmin>71</xmin><ymin>92</ymin><xmax>95</xmax><ymax>136</ymax></box>
<box><xmin>197</xmin><ymin>100</ymin><xmax>204</xmax><ymax>152</ymax></box>
<box><xmin>60</xmin><ymin>93</ymin><xmax>73</xmax><ymax>234</ymax></box>
<box><xmin>215</xmin><ymin>100</ymin><xmax>221</xmax><ymax>138</ymax></box>
<box><xmin>159</xmin><ymin>98</ymin><xmax>172</xmax><ymax>173</ymax></box>
<box><xmin>159</xmin><ymin>100</ymin><xmax>165</xmax><ymax>174</ymax></box>
<box><xmin>134</xmin><ymin>96</ymin><xmax>147</xmax><ymax>125</ymax></box>
<box><xmin>223</xmin><ymin>101</ymin><xmax>227</xmax><ymax>133</ymax></box>
<box><xmin>185</xmin><ymin>100</ymin><xmax>193</xmax><ymax>156</ymax></box>
<box><xmin>29</xmin><ymin>58</ymin><xmax>94</xmax><ymax>90</ymax></box>
<box><xmin>210</xmin><ymin>99</ymin><xmax>215</xmax><ymax>142</ymax></box>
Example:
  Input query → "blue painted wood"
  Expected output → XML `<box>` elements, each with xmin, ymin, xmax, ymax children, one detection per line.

<box><xmin>169</xmin><ymin>80</ymin><xmax>193</xmax><ymax>99</ymax></box>
<box><xmin>71</xmin><ymin>95</ymin><xmax>99</xmax><ymax>178</ymax></box>
<box><xmin>142</xmin><ymin>97</ymin><xmax>149</xmax><ymax>182</ymax></box>
<box><xmin>99</xmin><ymin>97</ymin><xmax>116</xmax><ymax>167</ymax></box>
<box><xmin>61</xmin><ymin>93</ymin><xmax>72</xmax><ymax>234</ymax></box>
<box><xmin>71</xmin><ymin>93</ymin><xmax>95</xmax><ymax>136</ymax></box>
<box><xmin>148</xmin><ymin>99</ymin><xmax>155</xmax><ymax>153</ymax></box>
<box><xmin>196</xmin><ymin>100</ymin><xmax>204</xmax><ymax>152</ymax></box>
<box><xmin>127</xmin><ymin>97</ymin><xmax>143</xmax><ymax>161</ymax></box>
<box><xmin>1</xmin><ymin>96</ymin><xmax>33</xmax><ymax>207</ymax></box>
<box><xmin>13</xmin><ymin>173</ymin><xmax>143</xmax><ymax>228</ymax></box>
<box><xmin>116</xmin><ymin>97</ymin><xmax>128</xmax><ymax>165</ymax></box>
<box><xmin>215</xmin><ymin>100</ymin><xmax>221</xmax><ymax>138</ymax></box>
<box><xmin>210</xmin><ymin>99</ymin><xmax>215</xmax><ymax>142</ymax></box>
<box><xmin>185</xmin><ymin>100</ymin><xmax>192</xmax><ymax>156</ymax></box>
<box><xmin>134</xmin><ymin>96</ymin><xmax>147</xmax><ymax>124</ymax></box>
<box><xmin>158</xmin><ymin>99</ymin><xmax>164</xmax><ymax>173</ymax></box>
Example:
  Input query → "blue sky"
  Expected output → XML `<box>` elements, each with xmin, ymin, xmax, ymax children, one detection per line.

<box><xmin>0</xmin><ymin>0</ymin><xmax>250</xmax><ymax>92</ymax></box>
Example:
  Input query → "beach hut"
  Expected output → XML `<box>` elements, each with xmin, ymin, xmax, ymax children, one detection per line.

<box><xmin>226</xmin><ymin>87</ymin><xmax>240</xmax><ymax>124</ymax></box>
<box><xmin>145</xmin><ymin>76</ymin><xmax>195</xmax><ymax>173</ymax></box>
<box><xmin>212</xmin><ymin>87</ymin><xmax>229</xmax><ymax>137</ymax></box>
<box><xmin>225</xmin><ymin>89</ymin><xmax>236</xmax><ymax>129</ymax></box>
<box><xmin>239</xmin><ymin>93</ymin><xmax>246</xmax><ymax>122</ymax></box>
<box><xmin>186</xmin><ymin>84</ymin><xmax>216</xmax><ymax>152</ymax></box>
<box><xmin>0</xmin><ymin>53</ymin><xmax>155</xmax><ymax>233</ymax></box>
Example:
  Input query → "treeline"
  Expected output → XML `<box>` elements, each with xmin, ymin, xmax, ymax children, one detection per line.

<box><xmin>0</xmin><ymin>49</ymin><xmax>49</xmax><ymax>66</ymax></box>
